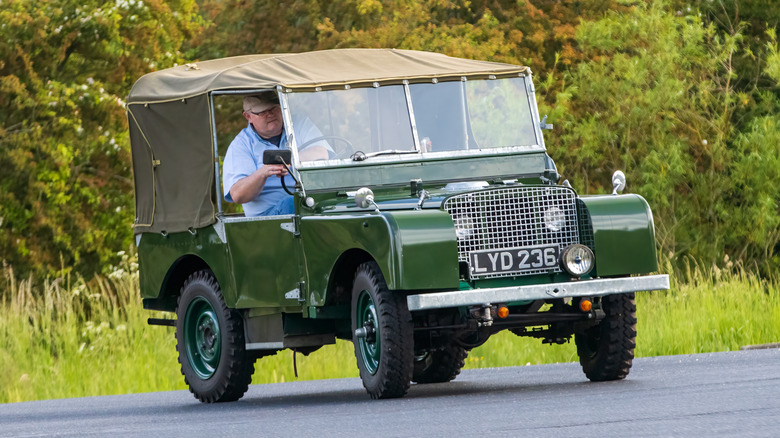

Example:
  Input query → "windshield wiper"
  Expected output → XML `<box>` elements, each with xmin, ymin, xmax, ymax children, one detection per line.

<box><xmin>350</xmin><ymin>149</ymin><xmax>419</xmax><ymax>162</ymax></box>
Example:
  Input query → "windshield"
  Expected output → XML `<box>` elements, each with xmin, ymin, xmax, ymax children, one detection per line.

<box><xmin>288</xmin><ymin>76</ymin><xmax>540</xmax><ymax>166</ymax></box>
<box><xmin>287</xmin><ymin>86</ymin><xmax>415</xmax><ymax>162</ymax></box>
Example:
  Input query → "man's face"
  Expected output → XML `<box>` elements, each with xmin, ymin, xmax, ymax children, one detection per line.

<box><xmin>245</xmin><ymin>105</ymin><xmax>283</xmax><ymax>138</ymax></box>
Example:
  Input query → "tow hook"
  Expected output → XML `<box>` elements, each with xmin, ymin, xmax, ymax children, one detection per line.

<box><xmin>470</xmin><ymin>304</ymin><xmax>494</xmax><ymax>327</ymax></box>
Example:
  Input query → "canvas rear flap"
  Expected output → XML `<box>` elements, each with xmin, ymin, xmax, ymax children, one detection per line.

<box><xmin>127</xmin><ymin>95</ymin><xmax>216</xmax><ymax>234</ymax></box>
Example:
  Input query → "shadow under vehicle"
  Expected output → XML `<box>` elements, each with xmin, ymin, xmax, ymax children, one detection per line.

<box><xmin>126</xmin><ymin>49</ymin><xmax>669</xmax><ymax>402</ymax></box>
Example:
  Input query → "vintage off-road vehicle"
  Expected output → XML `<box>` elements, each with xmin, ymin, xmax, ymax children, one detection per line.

<box><xmin>127</xmin><ymin>49</ymin><xmax>669</xmax><ymax>402</ymax></box>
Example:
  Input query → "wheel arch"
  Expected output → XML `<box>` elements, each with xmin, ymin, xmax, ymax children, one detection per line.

<box><xmin>324</xmin><ymin>248</ymin><xmax>376</xmax><ymax>306</ymax></box>
<box><xmin>143</xmin><ymin>255</ymin><xmax>213</xmax><ymax>312</ymax></box>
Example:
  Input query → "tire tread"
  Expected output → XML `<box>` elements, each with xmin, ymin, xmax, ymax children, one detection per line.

<box><xmin>352</xmin><ymin>262</ymin><xmax>413</xmax><ymax>399</ymax></box>
<box><xmin>176</xmin><ymin>270</ymin><xmax>255</xmax><ymax>403</ymax></box>
<box><xmin>575</xmin><ymin>293</ymin><xmax>637</xmax><ymax>381</ymax></box>
<box><xmin>412</xmin><ymin>345</ymin><xmax>469</xmax><ymax>384</ymax></box>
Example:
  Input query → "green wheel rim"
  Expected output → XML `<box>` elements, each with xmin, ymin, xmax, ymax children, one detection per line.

<box><xmin>184</xmin><ymin>296</ymin><xmax>221</xmax><ymax>379</ymax></box>
<box><xmin>356</xmin><ymin>289</ymin><xmax>380</xmax><ymax>375</ymax></box>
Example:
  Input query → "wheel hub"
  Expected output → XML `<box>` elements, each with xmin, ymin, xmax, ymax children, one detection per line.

<box><xmin>184</xmin><ymin>297</ymin><xmax>222</xmax><ymax>379</ymax></box>
<box><xmin>356</xmin><ymin>290</ymin><xmax>381</xmax><ymax>375</ymax></box>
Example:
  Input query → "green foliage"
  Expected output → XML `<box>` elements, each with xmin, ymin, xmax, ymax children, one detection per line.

<box><xmin>0</xmin><ymin>0</ymin><xmax>203</xmax><ymax>279</ymax></box>
<box><xmin>192</xmin><ymin>0</ymin><xmax>623</xmax><ymax>69</ymax></box>
<box><xmin>546</xmin><ymin>1</ymin><xmax>780</xmax><ymax>273</ymax></box>
<box><xmin>0</xmin><ymin>252</ymin><xmax>185</xmax><ymax>402</ymax></box>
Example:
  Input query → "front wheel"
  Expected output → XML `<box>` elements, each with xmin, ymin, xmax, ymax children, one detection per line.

<box><xmin>176</xmin><ymin>270</ymin><xmax>254</xmax><ymax>402</ymax></box>
<box><xmin>351</xmin><ymin>262</ymin><xmax>414</xmax><ymax>399</ymax></box>
<box><xmin>575</xmin><ymin>293</ymin><xmax>637</xmax><ymax>381</ymax></box>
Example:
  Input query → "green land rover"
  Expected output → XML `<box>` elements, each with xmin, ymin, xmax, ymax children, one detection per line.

<box><xmin>127</xmin><ymin>49</ymin><xmax>669</xmax><ymax>402</ymax></box>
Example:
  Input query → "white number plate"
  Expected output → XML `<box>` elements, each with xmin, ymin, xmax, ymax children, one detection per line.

<box><xmin>470</xmin><ymin>245</ymin><xmax>559</xmax><ymax>277</ymax></box>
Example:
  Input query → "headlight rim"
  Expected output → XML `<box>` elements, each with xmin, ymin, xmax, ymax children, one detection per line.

<box><xmin>559</xmin><ymin>244</ymin><xmax>595</xmax><ymax>277</ymax></box>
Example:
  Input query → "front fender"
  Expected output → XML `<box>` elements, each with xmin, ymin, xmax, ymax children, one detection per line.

<box><xmin>300</xmin><ymin>209</ymin><xmax>459</xmax><ymax>304</ymax></box>
<box><xmin>578</xmin><ymin>194</ymin><xmax>659</xmax><ymax>277</ymax></box>
<box><xmin>383</xmin><ymin>209</ymin><xmax>460</xmax><ymax>290</ymax></box>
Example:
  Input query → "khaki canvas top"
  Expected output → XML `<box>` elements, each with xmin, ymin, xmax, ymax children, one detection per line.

<box><xmin>127</xmin><ymin>48</ymin><xmax>529</xmax><ymax>103</ymax></box>
<box><xmin>126</xmin><ymin>49</ymin><xmax>530</xmax><ymax>234</ymax></box>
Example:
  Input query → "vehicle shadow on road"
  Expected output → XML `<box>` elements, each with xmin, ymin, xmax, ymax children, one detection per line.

<box><xmin>224</xmin><ymin>373</ymin><xmax>642</xmax><ymax>409</ymax></box>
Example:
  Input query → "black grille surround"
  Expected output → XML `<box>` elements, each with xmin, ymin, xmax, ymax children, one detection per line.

<box><xmin>443</xmin><ymin>186</ymin><xmax>581</xmax><ymax>279</ymax></box>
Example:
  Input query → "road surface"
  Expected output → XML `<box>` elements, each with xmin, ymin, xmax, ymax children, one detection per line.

<box><xmin>1</xmin><ymin>349</ymin><xmax>778</xmax><ymax>437</ymax></box>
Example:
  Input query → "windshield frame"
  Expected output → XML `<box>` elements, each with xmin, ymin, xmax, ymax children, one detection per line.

<box><xmin>284</xmin><ymin>72</ymin><xmax>547</xmax><ymax>170</ymax></box>
<box><xmin>209</xmin><ymin>74</ymin><xmax>549</xmax><ymax>214</ymax></box>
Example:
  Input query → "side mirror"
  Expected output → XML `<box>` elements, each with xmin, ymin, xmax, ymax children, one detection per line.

<box><xmin>611</xmin><ymin>170</ymin><xmax>626</xmax><ymax>195</ymax></box>
<box><xmin>263</xmin><ymin>149</ymin><xmax>292</xmax><ymax>165</ymax></box>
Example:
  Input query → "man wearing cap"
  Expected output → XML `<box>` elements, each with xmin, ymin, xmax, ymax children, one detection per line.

<box><xmin>222</xmin><ymin>91</ymin><xmax>330</xmax><ymax>216</ymax></box>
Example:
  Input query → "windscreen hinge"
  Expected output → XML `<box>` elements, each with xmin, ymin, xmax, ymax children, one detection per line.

<box><xmin>540</xmin><ymin>115</ymin><xmax>553</xmax><ymax>130</ymax></box>
<box><xmin>280</xmin><ymin>219</ymin><xmax>299</xmax><ymax>237</ymax></box>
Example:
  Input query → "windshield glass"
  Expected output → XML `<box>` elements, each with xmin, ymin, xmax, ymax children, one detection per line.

<box><xmin>287</xmin><ymin>86</ymin><xmax>415</xmax><ymax>163</ymax></box>
<box><xmin>288</xmin><ymin>76</ymin><xmax>539</xmax><ymax>166</ymax></box>
<box><xmin>410</xmin><ymin>77</ymin><xmax>537</xmax><ymax>152</ymax></box>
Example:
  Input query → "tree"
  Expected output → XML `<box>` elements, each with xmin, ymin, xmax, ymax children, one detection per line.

<box><xmin>0</xmin><ymin>0</ymin><xmax>203</xmax><ymax>279</ymax></box>
<box><xmin>191</xmin><ymin>0</ymin><xmax>623</xmax><ymax>71</ymax></box>
<box><xmin>547</xmin><ymin>1</ymin><xmax>780</xmax><ymax>272</ymax></box>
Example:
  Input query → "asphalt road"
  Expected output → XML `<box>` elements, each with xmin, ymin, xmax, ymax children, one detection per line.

<box><xmin>1</xmin><ymin>349</ymin><xmax>778</xmax><ymax>437</ymax></box>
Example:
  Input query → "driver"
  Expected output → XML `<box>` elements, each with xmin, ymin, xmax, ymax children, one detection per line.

<box><xmin>223</xmin><ymin>91</ymin><xmax>331</xmax><ymax>216</ymax></box>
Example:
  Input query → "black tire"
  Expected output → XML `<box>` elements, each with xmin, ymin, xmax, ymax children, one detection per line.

<box><xmin>176</xmin><ymin>270</ymin><xmax>254</xmax><ymax>403</ymax></box>
<box><xmin>575</xmin><ymin>293</ymin><xmax>637</xmax><ymax>381</ymax></box>
<box><xmin>351</xmin><ymin>261</ymin><xmax>414</xmax><ymax>399</ymax></box>
<box><xmin>412</xmin><ymin>345</ymin><xmax>469</xmax><ymax>384</ymax></box>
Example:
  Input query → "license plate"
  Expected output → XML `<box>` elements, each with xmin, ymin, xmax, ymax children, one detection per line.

<box><xmin>470</xmin><ymin>245</ymin><xmax>559</xmax><ymax>277</ymax></box>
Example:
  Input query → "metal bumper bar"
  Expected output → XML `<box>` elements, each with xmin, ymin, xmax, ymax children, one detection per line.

<box><xmin>406</xmin><ymin>274</ymin><xmax>670</xmax><ymax>312</ymax></box>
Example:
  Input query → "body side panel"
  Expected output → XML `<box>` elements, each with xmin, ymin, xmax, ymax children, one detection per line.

<box><xmin>137</xmin><ymin>226</ymin><xmax>235</xmax><ymax>310</ymax></box>
<box><xmin>223</xmin><ymin>216</ymin><xmax>303</xmax><ymax>309</ymax></box>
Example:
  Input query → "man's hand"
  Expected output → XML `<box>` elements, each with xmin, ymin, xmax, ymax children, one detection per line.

<box><xmin>262</xmin><ymin>164</ymin><xmax>289</xmax><ymax>178</ymax></box>
<box><xmin>229</xmin><ymin>164</ymin><xmax>288</xmax><ymax>203</ymax></box>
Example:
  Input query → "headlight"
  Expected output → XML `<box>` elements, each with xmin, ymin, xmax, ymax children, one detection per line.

<box><xmin>544</xmin><ymin>207</ymin><xmax>566</xmax><ymax>232</ymax></box>
<box><xmin>560</xmin><ymin>244</ymin><xmax>594</xmax><ymax>276</ymax></box>
<box><xmin>453</xmin><ymin>214</ymin><xmax>475</xmax><ymax>240</ymax></box>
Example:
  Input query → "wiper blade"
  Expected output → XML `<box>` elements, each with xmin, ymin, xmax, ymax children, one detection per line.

<box><xmin>350</xmin><ymin>149</ymin><xmax>419</xmax><ymax>161</ymax></box>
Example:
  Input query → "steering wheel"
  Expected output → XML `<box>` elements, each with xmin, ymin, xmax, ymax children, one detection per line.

<box><xmin>298</xmin><ymin>135</ymin><xmax>354</xmax><ymax>159</ymax></box>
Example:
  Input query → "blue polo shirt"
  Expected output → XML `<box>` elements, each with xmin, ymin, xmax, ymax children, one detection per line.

<box><xmin>222</xmin><ymin>116</ymin><xmax>328</xmax><ymax>216</ymax></box>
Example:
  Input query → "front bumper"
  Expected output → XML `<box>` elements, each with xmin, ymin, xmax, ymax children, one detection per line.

<box><xmin>406</xmin><ymin>274</ymin><xmax>670</xmax><ymax>311</ymax></box>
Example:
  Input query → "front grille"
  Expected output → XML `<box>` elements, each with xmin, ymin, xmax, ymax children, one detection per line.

<box><xmin>443</xmin><ymin>186</ymin><xmax>580</xmax><ymax>279</ymax></box>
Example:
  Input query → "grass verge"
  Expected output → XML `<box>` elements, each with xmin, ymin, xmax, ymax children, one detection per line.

<box><xmin>1</xmin><ymin>257</ymin><xmax>777</xmax><ymax>403</ymax></box>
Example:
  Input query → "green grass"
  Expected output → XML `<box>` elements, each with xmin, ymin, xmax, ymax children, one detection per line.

<box><xmin>1</xmin><ymin>255</ymin><xmax>778</xmax><ymax>403</ymax></box>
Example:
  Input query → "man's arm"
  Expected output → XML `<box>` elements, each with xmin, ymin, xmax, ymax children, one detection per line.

<box><xmin>293</xmin><ymin>115</ymin><xmax>334</xmax><ymax>161</ymax></box>
<box><xmin>229</xmin><ymin>164</ymin><xmax>287</xmax><ymax>204</ymax></box>
<box><xmin>299</xmin><ymin>145</ymin><xmax>329</xmax><ymax>161</ymax></box>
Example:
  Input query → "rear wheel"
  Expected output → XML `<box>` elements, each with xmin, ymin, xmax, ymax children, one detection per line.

<box><xmin>176</xmin><ymin>270</ymin><xmax>254</xmax><ymax>402</ymax></box>
<box><xmin>351</xmin><ymin>262</ymin><xmax>414</xmax><ymax>399</ymax></box>
<box><xmin>575</xmin><ymin>293</ymin><xmax>637</xmax><ymax>381</ymax></box>
<box><xmin>412</xmin><ymin>345</ymin><xmax>469</xmax><ymax>384</ymax></box>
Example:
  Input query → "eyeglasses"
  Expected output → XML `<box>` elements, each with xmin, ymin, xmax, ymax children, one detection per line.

<box><xmin>249</xmin><ymin>105</ymin><xmax>279</xmax><ymax>118</ymax></box>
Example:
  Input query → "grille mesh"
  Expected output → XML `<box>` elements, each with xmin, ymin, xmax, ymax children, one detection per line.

<box><xmin>443</xmin><ymin>186</ymin><xmax>580</xmax><ymax>279</ymax></box>
<box><xmin>576</xmin><ymin>198</ymin><xmax>595</xmax><ymax>250</ymax></box>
